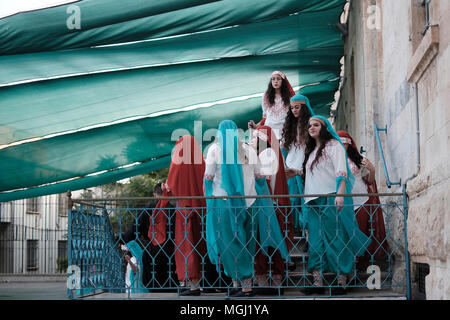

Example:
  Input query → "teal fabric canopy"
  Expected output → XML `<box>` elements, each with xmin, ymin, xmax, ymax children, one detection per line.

<box><xmin>0</xmin><ymin>0</ymin><xmax>346</xmax><ymax>201</ymax></box>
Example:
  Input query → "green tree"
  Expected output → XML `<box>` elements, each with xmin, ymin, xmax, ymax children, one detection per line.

<box><xmin>103</xmin><ymin>167</ymin><xmax>169</xmax><ymax>198</ymax></box>
<box><xmin>79</xmin><ymin>189</ymin><xmax>94</xmax><ymax>199</ymax></box>
<box><xmin>104</xmin><ymin>167</ymin><xmax>169</xmax><ymax>234</ymax></box>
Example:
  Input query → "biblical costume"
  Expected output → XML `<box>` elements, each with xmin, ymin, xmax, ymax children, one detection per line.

<box><xmin>149</xmin><ymin>135</ymin><xmax>209</xmax><ymax>287</ymax></box>
<box><xmin>260</xmin><ymin>70</ymin><xmax>296</xmax><ymax>140</ymax></box>
<box><xmin>303</xmin><ymin>116</ymin><xmax>371</xmax><ymax>282</ymax></box>
<box><xmin>252</xmin><ymin>125</ymin><xmax>294</xmax><ymax>287</ymax></box>
<box><xmin>204</xmin><ymin>120</ymin><xmax>290</xmax><ymax>284</ymax></box>
<box><xmin>337</xmin><ymin>130</ymin><xmax>388</xmax><ymax>264</ymax></box>
<box><xmin>283</xmin><ymin>94</ymin><xmax>315</xmax><ymax>229</ymax></box>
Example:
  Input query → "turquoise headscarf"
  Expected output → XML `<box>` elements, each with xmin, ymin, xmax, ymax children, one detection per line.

<box><xmin>290</xmin><ymin>93</ymin><xmax>315</xmax><ymax>117</ymax></box>
<box><xmin>126</xmin><ymin>240</ymin><xmax>149</xmax><ymax>293</ymax></box>
<box><xmin>217</xmin><ymin>120</ymin><xmax>246</xmax><ymax>207</ymax></box>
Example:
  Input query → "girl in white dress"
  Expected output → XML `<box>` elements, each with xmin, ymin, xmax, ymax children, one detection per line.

<box><xmin>300</xmin><ymin>116</ymin><xmax>371</xmax><ymax>296</ymax></box>
<box><xmin>281</xmin><ymin>94</ymin><xmax>314</xmax><ymax>231</ymax></box>
<box><xmin>248</xmin><ymin>70</ymin><xmax>295</xmax><ymax>140</ymax></box>
<box><xmin>204</xmin><ymin>120</ymin><xmax>290</xmax><ymax>297</ymax></box>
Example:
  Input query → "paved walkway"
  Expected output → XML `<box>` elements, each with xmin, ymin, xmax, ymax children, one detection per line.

<box><xmin>0</xmin><ymin>281</ymin><xmax>68</xmax><ymax>300</ymax></box>
<box><xmin>0</xmin><ymin>281</ymin><xmax>406</xmax><ymax>300</ymax></box>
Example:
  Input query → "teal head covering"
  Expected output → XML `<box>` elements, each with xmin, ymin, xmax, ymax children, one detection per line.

<box><xmin>216</xmin><ymin>120</ymin><xmax>247</xmax><ymax>249</ymax></box>
<box><xmin>125</xmin><ymin>240</ymin><xmax>148</xmax><ymax>293</ymax></box>
<box><xmin>290</xmin><ymin>93</ymin><xmax>315</xmax><ymax>117</ymax></box>
<box><xmin>217</xmin><ymin>120</ymin><xmax>245</xmax><ymax>199</ymax></box>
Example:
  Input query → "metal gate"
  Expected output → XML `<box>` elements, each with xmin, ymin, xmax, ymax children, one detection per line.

<box><xmin>67</xmin><ymin>190</ymin><xmax>410</xmax><ymax>300</ymax></box>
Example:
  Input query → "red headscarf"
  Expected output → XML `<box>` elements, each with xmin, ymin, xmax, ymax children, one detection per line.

<box><xmin>337</xmin><ymin>130</ymin><xmax>358</xmax><ymax>151</ymax></box>
<box><xmin>271</xmin><ymin>70</ymin><xmax>296</xmax><ymax>97</ymax></box>
<box><xmin>149</xmin><ymin>135</ymin><xmax>206</xmax><ymax>245</ymax></box>
<box><xmin>166</xmin><ymin>135</ymin><xmax>205</xmax><ymax>208</ymax></box>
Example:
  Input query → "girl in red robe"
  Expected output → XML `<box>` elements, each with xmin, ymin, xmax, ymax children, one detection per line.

<box><xmin>337</xmin><ymin>131</ymin><xmax>388</xmax><ymax>267</ymax></box>
<box><xmin>148</xmin><ymin>135</ymin><xmax>208</xmax><ymax>296</ymax></box>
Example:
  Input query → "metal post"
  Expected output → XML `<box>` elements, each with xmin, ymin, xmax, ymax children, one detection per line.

<box><xmin>67</xmin><ymin>190</ymin><xmax>73</xmax><ymax>299</ymax></box>
<box><xmin>402</xmin><ymin>184</ymin><xmax>411</xmax><ymax>300</ymax></box>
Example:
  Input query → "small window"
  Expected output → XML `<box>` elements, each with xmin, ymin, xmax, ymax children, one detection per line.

<box><xmin>419</xmin><ymin>0</ymin><xmax>432</xmax><ymax>36</ymax></box>
<box><xmin>58</xmin><ymin>194</ymin><xmax>68</xmax><ymax>217</ymax></box>
<box><xmin>415</xmin><ymin>263</ymin><xmax>430</xmax><ymax>300</ymax></box>
<box><xmin>26</xmin><ymin>198</ymin><xmax>39</xmax><ymax>214</ymax></box>
<box><xmin>410</xmin><ymin>0</ymin><xmax>433</xmax><ymax>52</ymax></box>
<box><xmin>58</xmin><ymin>240</ymin><xmax>68</xmax><ymax>259</ymax></box>
<box><xmin>27</xmin><ymin>240</ymin><xmax>38</xmax><ymax>271</ymax></box>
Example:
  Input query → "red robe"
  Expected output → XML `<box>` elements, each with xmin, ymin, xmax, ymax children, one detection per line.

<box><xmin>336</xmin><ymin>131</ymin><xmax>388</xmax><ymax>262</ymax></box>
<box><xmin>148</xmin><ymin>135</ymin><xmax>206</xmax><ymax>282</ymax></box>
<box><xmin>359</xmin><ymin>180</ymin><xmax>389</xmax><ymax>261</ymax></box>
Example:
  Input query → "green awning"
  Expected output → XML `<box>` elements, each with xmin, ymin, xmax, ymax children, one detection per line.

<box><xmin>0</xmin><ymin>0</ymin><xmax>345</xmax><ymax>54</ymax></box>
<box><xmin>0</xmin><ymin>0</ymin><xmax>346</xmax><ymax>201</ymax></box>
<box><xmin>0</xmin><ymin>10</ymin><xmax>342</xmax><ymax>86</ymax></box>
<box><xmin>0</xmin><ymin>50</ymin><xmax>342</xmax><ymax>145</ymax></box>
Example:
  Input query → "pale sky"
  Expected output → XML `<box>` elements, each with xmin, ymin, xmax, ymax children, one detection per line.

<box><xmin>0</xmin><ymin>0</ymin><xmax>78</xmax><ymax>18</ymax></box>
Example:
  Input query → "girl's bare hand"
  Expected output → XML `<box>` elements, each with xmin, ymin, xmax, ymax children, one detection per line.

<box><xmin>335</xmin><ymin>196</ymin><xmax>344</xmax><ymax>211</ymax></box>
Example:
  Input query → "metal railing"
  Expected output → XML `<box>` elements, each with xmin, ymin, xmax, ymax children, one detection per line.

<box><xmin>67</xmin><ymin>191</ymin><xmax>410</xmax><ymax>300</ymax></box>
<box><xmin>374</xmin><ymin>123</ymin><xmax>401</xmax><ymax>188</ymax></box>
<box><xmin>67</xmin><ymin>204</ymin><xmax>124</xmax><ymax>298</ymax></box>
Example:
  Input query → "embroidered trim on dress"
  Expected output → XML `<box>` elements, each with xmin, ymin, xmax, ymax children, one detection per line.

<box><xmin>336</xmin><ymin>171</ymin><xmax>348</xmax><ymax>178</ymax></box>
<box><xmin>263</xmin><ymin>96</ymin><xmax>289</xmax><ymax>120</ymax></box>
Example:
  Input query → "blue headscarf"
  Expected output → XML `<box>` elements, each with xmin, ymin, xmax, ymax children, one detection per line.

<box><xmin>290</xmin><ymin>93</ymin><xmax>315</xmax><ymax>117</ymax></box>
<box><xmin>217</xmin><ymin>120</ymin><xmax>245</xmax><ymax>201</ymax></box>
<box><xmin>126</xmin><ymin>240</ymin><xmax>149</xmax><ymax>293</ymax></box>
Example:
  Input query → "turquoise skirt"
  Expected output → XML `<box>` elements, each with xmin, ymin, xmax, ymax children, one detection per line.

<box><xmin>306</xmin><ymin>196</ymin><xmax>371</xmax><ymax>275</ymax></box>
<box><xmin>204</xmin><ymin>178</ymin><xmax>290</xmax><ymax>282</ymax></box>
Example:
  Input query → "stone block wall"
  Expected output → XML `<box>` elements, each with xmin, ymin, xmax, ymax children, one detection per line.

<box><xmin>336</xmin><ymin>0</ymin><xmax>449</xmax><ymax>299</ymax></box>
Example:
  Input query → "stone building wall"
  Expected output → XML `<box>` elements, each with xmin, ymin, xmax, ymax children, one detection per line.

<box><xmin>336</xmin><ymin>0</ymin><xmax>449</xmax><ymax>299</ymax></box>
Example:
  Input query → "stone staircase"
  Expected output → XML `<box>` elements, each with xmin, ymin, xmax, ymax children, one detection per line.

<box><xmin>274</xmin><ymin>235</ymin><xmax>401</xmax><ymax>298</ymax></box>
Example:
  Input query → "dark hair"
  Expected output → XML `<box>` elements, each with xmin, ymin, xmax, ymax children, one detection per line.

<box><xmin>281</xmin><ymin>103</ymin><xmax>312</xmax><ymax>151</ymax></box>
<box><xmin>302</xmin><ymin>121</ymin><xmax>335</xmax><ymax>177</ymax></box>
<box><xmin>346</xmin><ymin>144</ymin><xmax>363</xmax><ymax>169</ymax></box>
<box><xmin>264</xmin><ymin>77</ymin><xmax>291</xmax><ymax>107</ymax></box>
<box><xmin>153</xmin><ymin>182</ymin><xmax>163</xmax><ymax>196</ymax></box>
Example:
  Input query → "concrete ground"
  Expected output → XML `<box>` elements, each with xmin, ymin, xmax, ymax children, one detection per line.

<box><xmin>81</xmin><ymin>288</ymin><xmax>406</xmax><ymax>300</ymax></box>
<box><xmin>0</xmin><ymin>280</ymin><xmax>406</xmax><ymax>300</ymax></box>
<box><xmin>0</xmin><ymin>280</ymin><xmax>68</xmax><ymax>300</ymax></box>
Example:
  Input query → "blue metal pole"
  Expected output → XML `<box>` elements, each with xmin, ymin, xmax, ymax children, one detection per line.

<box><xmin>67</xmin><ymin>193</ymin><xmax>73</xmax><ymax>299</ymax></box>
<box><xmin>374</xmin><ymin>122</ymin><xmax>401</xmax><ymax>188</ymax></box>
<box><xmin>402</xmin><ymin>184</ymin><xmax>411</xmax><ymax>300</ymax></box>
